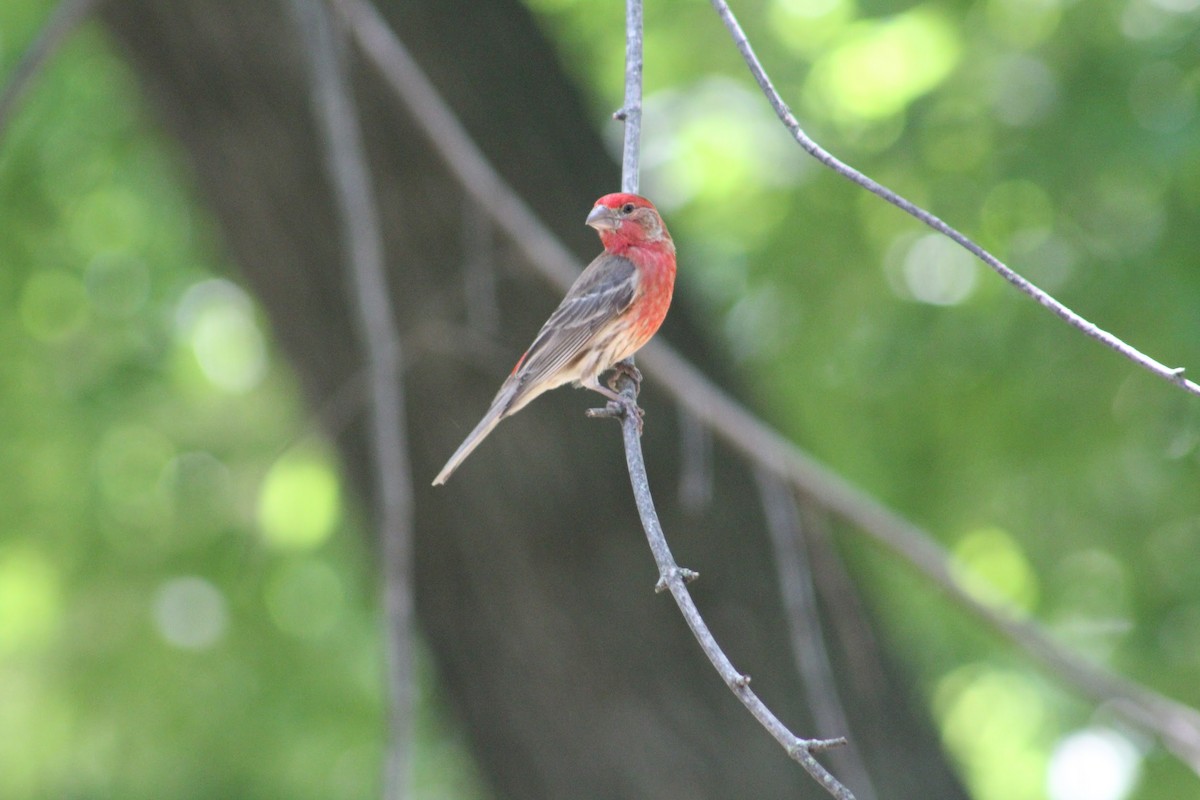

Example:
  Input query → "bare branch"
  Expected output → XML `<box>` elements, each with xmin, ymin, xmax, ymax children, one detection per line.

<box><xmin>289</xmin><ymin>1</ymin><xmax>415</xmax><ymax>796</ymax></box>
<box><xmin>591</xmin><ymin>378</ymin><xmax>855</xmax><ymax>800</ymax></box>
<box><xmin>707</xmin><ymin>0</ymin><xmax>1200</xmax><ymax>400</ymax></box>
<box><xmin>618</xmin><ymin>0</ymin><xmax>643</xmax><ymax>195</ymax></box>
<box><xmin>756</xmin><ymin>472</ymin><xmax>878</xmax><ymax>800</ymax></box>
<box><xmin>642</xmin><ymin>342</ymin><xmax>1200</xmax><ymax>773</ymax></box>
<box><xmin>0</xmin><ymin>0</ymin><xmax>98</xmax><ymax>140</ymax></box>
<box><xmin>334</xmin><ymin>0</ymin><xmax>1200</xmax><ymax>774</ymax></box>
<box><xmin>608</xmin><ymin>4</ymin><xmax>853</xmax><ymax>796</ymax></box>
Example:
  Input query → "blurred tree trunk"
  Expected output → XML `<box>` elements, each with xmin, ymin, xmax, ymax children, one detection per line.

<box><xmin>98</xmin><ymin>1</ymin><xmax>967</xmax><ymax>797</ymax></box>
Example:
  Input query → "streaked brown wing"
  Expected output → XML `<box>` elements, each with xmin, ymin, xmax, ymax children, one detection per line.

<box><xmin>514</xmin><ymin>252</ymin><xmax>638</xmax><ymax>386</ymax></box>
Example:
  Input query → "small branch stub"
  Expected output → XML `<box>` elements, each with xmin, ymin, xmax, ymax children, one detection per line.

<box><xmin>613</xmin><ymin>103</ymin><xmax>641</xmax><ymax>122</ymax></box>
<box><xmin>793</xmin><ymin>738</ymin><xmax>850</xmax><ymax>756</ymax></box>
<box><xmin>654</xmin><ymin>566</ymin><xmax>700</xmax><ymax>593</ymax></box>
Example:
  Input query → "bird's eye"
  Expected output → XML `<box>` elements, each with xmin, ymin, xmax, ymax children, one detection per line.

<box><xmin>621</xmin><ymin>203</ymin><xmax>636</xmax><ymax>215</ymax></box>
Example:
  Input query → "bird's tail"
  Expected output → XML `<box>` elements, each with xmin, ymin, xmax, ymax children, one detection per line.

<box><xmin>432</xmin><ymin>383</ymin><xmax>517</xmax><ymax>485</ymax></box>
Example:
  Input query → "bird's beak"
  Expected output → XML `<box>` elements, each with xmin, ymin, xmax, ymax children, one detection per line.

<box><xmin>585</xmin><ymin>204</ymin><xmax>619</xmax><ymax>232</ymax></box>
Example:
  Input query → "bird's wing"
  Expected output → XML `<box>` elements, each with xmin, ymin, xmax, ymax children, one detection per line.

<box><xmin>514</xmin><ymin>252</ymin><xmax>639</xmax><ymax>386</ymax></box>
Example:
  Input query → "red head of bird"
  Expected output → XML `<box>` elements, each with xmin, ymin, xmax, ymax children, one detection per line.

<box><xmin>586</xmin><ymin>193</ymin><xmax>675</xmax><ymax>253</ymax></box>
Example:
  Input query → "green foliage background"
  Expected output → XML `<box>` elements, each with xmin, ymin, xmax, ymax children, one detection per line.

<box><xmin>2</xmin><ymin>0</ymin><xmax>1199</xmax><ymax>798</ymax></box>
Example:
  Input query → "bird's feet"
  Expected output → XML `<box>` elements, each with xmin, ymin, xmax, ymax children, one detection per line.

<box><xmin>585</xmin><ymin>360</ymin><xmax>645</xmax><ymax>433</ymax></box>
<box><xmin>607</xmin><ymin>360</ymin><xmax>643</xmax><ymax>396</ymax></box>
<box><xmin>615</xmin><ymin>395</ymin><xmax>645</xmax><ymax>434</ymax></box>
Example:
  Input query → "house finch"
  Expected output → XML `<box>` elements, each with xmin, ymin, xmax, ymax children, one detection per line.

<box><xmin>433</xmin><ymin>193</ymin><xmax>676</xmax><ymax>485</ymax></box>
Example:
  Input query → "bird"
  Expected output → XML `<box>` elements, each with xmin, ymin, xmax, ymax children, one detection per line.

<box><xmin>432</xmin><ymin>192</ymin><xmax>676</xmax><ymax>486</ymax></box>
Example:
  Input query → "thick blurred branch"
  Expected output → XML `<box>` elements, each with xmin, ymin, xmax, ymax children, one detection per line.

<box><xmin>0</xmin><ymin>0</ymin><xmax>97</xmax><ymax>140</ymax></box>
<box><xmin>708</xmin><ymin>0</ymin><xmax>1200</xmax><ymax>400</ymax></box>
<box><xmin>289</xmin><ymin>1</ymin><xmax>415</xmax><ymax>796</ymax></box>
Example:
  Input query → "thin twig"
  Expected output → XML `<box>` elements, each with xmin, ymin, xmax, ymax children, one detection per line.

<box><xmin>610</xmin><ymin>3</ymin><xmax>853</xmax><ymax>796</ymax></box>
<box><xmin>334</xmin><ymin>0</ymin><xmax>1200</xmax><ymax>773</ymax></box>
<box><xmin>590</xmin><ymin>382</ymin><xmax>854</xmax><ymax>800</ymax></box>
<box><xmin>289</xmin><ymin>1</ymin><xmax>415</xmax><ymax>797</ymax></box>
<box><xmin>613</xmin><ymin>0</ymin><xmax>645</xmax><ymax>411</ymax></box>
<box><xmin>756</xmin><ymin>472</ymin><xmax>878</xmax><ymax>800</ymax></box>
<box><xmin>617</xmin><ymin>0</ymin><xmax>643</xmax><ymax>196</ymax></box>
<box><xmin>707</xmin><ymin>0</ymin><xmax>1200</xmax><ymax>400</ymax></box>
<box><xmin>0</xmin><ymin>0</ymin><xmax>98</xmax><ymax>140</ymax></box>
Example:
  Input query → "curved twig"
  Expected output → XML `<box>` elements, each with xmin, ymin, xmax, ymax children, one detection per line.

<box><xmin>606</xmin><ymin>3</ymin><xmax>855</xmax><ymax>796</ymax></box>
<box><xmin>589</xmin><ymin>382</ymin><xmax>855</xmax><ymax>800</ymax></box>
<box><xmin>707</xmin><ymin>0</ymin><xmax>1200</xmax><ymax>400</ymax></box>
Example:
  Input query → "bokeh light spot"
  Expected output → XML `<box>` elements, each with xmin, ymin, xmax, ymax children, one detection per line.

<box><xmin>774</xmin><ymin>0</ymin><xmax>845</xmax><ymax>21</ymax></box>
<box><xmin>952</xmin><ymin>527</ymin><xmax>1039</xmax><ymax>614</ymax></box>
<box><xmin>84</xmin><ymin>253</ymin><xmax>150</xmax><ymax>319</ymax></box>
<box><xmin>1046</xmin><ymin>728</ymin><xmax>1142</xmax><ymax>800</ymax></box>
<box><xmin>153</xmin><ymin>576</ymin><xmax>228</xmax><ymax>650</ymax></box>
<box><xmin>769</xmin><ymin>0</ymin><xmax>857</xmax><ymax>54</ymax></box>
<box><xmin>986</xmin><ymin>0</ymin><xmax>1062</xmax><ymax>48</ymax></box>
<box><xmin>257</xmin><ymin>448</ymin><xmax>342</xmax><ymax>551</ymax></box>
<box><xmin>888</xmin><ymin>233</ymin><xmax>979</xmax><ymax>306</ymax></box>
<box><xmin>806</xmin><ymin>6</ymin><xmax>961</xmax><ymax>121</ymax></box>
<box><xmin>643</xmin><ymin>78</ymin><xmax>808</xmax><ymax>215</ymax></box>
<box><xmin>724</xmin><ymin>284</ymin><xmax>790</xmax><ymax>361</ymax></box>
<box><xmin>1076</xmin><ymin>173</ymin><xmax>1165</xmax><ymax>259</ymax></box>
<box><xmin>176</xmin><ymin>279</ymin><xmax>267</xmax><ymax>394</ymax></box>
<box><xmin>981</xmin><ymin>179</ymin><xmax>1055</xmax><ymax>251</ymax></box>
<box><xmin>935</xmin><ymin>666</ymin><xmax>1049</xmax><ymax>800</ymax></box>
<box><xmin>1050</xmin><ymin>549</ymin><xmax>1132</xmax><ymax>658</ymax></box>
<box><xmin>990</xmin><ymin>54</ymin><xmax>1058</xmax><ymax>126</ymax></box>
<box><xmin>920</xmin><ymin>106</ymin><xmax>994</xmax><ymax>173</ymax></box>
<box><xmin>19</xmin><ymin>271</ymin><xmax>88</xmax><ymax>342</ymax></box>
<box><xmin>95</xmin><ymin>424</ymin><xmax>175</xmax><ymax>526</ymax></box>
<box><xmin>265</xmin><ymin>558</ymin><xmax>345</xmax><ymax>640</ymax></box>
<box><xmin>0</xmin><ymin>547</ymin><xmax>62</xmax><ymax>655</ymax></box>
<box><xmin>162</xmin><ymin>451</ymin><xmax>234</xmax><ymax>540</ymax></box>
<box><xmin>1149</xmin><ymin>0</ymin><xmax>1200</xmax><ymax>10</ymax></box>
<box><xmin>1128</xmin><ymin>61</ymin><xmax>1197</xmax><ymax>133</ymax></box>
<box><xmin>1157</xmin><ymin>602</ymin><xmax>1200</xmax><ymax>667</ymax></box>
<box><xmin>67</xmin><ymin>186</ymin><xmax>151</xmax><ymax>255</ymax></box>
